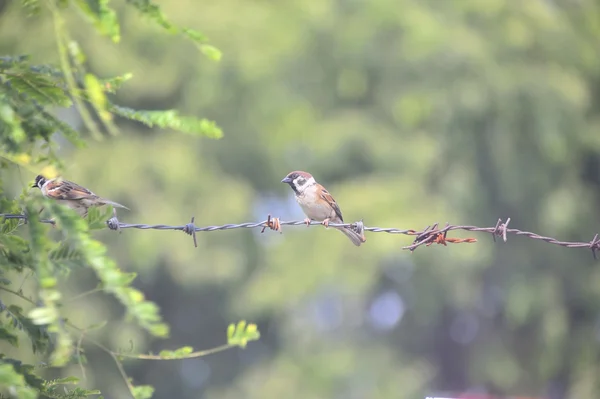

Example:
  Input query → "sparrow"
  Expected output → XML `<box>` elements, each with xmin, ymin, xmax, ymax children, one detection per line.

<box><xmin>281</xmin><ymin>171</ymin><xmax>365</xmax><ymax>246</ymax></box>
<box><xmin>32</xmin><ymin>175</ymin><xmax>129</xmax><ymax>217</ymax></box>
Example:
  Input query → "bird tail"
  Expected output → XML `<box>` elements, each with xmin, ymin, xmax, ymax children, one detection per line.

<box><xmin>336</xmin><ymin>227</ymin><xmax>366</xmax><ymax>247</ymax></box>
<box><xmin>101</xmin><ymin>199</ymin><xmax>129</xmax><ymax>210</ymax></box>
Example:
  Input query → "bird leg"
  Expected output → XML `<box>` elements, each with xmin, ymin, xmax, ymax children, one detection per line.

<box><xmin>304</xmin><ymin>218</ymin><xmax>311</xmax><ymax>227</ymax></box>
<box><xmin>321</xmin><ymin>218</ymin><xmax>330</xmax><ymax>228</ymax></box>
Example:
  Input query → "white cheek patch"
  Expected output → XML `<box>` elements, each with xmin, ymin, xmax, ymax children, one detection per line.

<box><xmin>293</xmin><ymin>176</ymin><xmax>315</xmax><ymax>191</ymax></box>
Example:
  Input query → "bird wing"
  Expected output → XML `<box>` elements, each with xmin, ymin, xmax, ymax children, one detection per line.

<box><xmin>45</xmin><ymin>179</ymin><xmax>98</xmax><ymax>201</ymax></box>
<box><xmin>319</xmin><ymin>188</ymin><xmax>344</xmax><ymax>222</ymax></box>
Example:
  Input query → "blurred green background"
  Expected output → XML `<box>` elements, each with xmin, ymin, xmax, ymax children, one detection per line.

<box><xmin>2</xmin><ymin>0</ymin><xmax>600</xmax><ymax>398</ymax></box>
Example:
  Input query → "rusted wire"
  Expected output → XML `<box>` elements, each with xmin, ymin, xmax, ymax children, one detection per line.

<box><xmin>2</xmin><ymin>211</ymin><xmax>599</xmax><ymax>258</ymax></box>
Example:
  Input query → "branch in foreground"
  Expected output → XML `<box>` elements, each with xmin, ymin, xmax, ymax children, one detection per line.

<box><xmin>0</xmin><ymin>285</ymin><xmax>259</xmax><ymax>398</ymax></box>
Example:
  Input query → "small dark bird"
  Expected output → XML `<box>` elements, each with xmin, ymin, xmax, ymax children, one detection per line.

<box><xmin>32</xmin><ymin>175</ymin><xmax>128</xmax><ymax>217</ymax></box>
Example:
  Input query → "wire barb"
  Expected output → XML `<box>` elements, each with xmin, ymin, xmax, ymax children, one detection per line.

<box><xmin>589</xmin><ymin>233</ymin><xmax>600</xmax><ymax>260</ymax></box>
<box><xmin>491</xmin><ymin>217</ymin><xmax>510</xmax><ymax>243</ymax></box>
<box><xmin>106</xmin><ymin>209</ymin><xmax>120</xmax><ymax>233</ymax></box>
<box><xmin>261</xmin><ymin>214</ymin><xmax>281</xmax><ymax>233</ymax></box>
<box><xmin>183</xmin><ymin>217</ymin><xmax>198</xmax><ymax>248</ymax></box>
<box><xmin>353</xmin><ymin>220</ymin><xmax>365</xmax><ymax>240</ymax></box>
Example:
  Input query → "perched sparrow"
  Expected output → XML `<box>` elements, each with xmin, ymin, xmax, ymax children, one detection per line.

<box><xmin>281</xmin><ymin>171</ymin><xmax>365</xmax><ymax>246</ymax></box>
<box><xmin>32</xmin><ymin>175</ymin><xmax>129</xmax><ymax>217</ymax></box>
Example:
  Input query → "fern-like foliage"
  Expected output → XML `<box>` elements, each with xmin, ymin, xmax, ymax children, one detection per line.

<box><xmin>0</xmin><ymin>2</ymin><xmax>258</xmax><ymax>398</ymax></box>
<box><xmin>111</xmin><ymin>105</ymin><xmax>224</xmax><ymax>138</ymax></box>
<box><xmin>124</xmin><ymin>0</ymin><xmax>222</xmax><ymax>60</ymax></box>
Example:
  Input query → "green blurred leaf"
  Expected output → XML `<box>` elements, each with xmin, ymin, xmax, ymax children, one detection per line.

<box><xmin>0</xmin><ymin>100</ymin><xmax>26</xmax><ymax>143</ymax></box>
<box><xmin>0</xmin><ymin>363</ymin><xmax>38</xmax><ymax>399</ymax></box>
<box><xmin>85</xmin><ymin>205</ymin><xmax>113</xmax><ymax>230</ymax></box>
<box><xmin>227</xmin><ymin>320</ymin><xmax>260</xmax><ymax>348</ymax></box>
<box><xmin>131</xmin><ymin>383</ymin><xmax>154</xmax><ymax>399</ymax></box>
<box><xmin>158</xmin><ymin>346</ymin><xmax>193</xmax><ymax>359</ymax></box>
<box><xmin>48</xmin><ymin>202</ymin><xmax>169</xmax><ymax>337</ymax></box>
<box><xmin>101</xmin><ymin>73</ymin><xmax>133</xmax><ymax>94</ymax></box>
<box><xmin>84</xmin><ymin>73</ymin><xmax>114</xmax><ymax>130</ymax></box>
<box><xmin>4</xmin><ymin>70</ymin><xmax>71</xmax><ymax>107</ymax></box>
<box><xmin>110</xmin><ymin>105</ymin><xmax>223</xmax><ymax>138</ymax></box>
<box><xmin>28</xmin><ymin>306</ymin><xmax>58</xmax><ymax>325</ymax></box>
<box><xmin>0</xmin><ymin>327</ymin><xmax>19</xmax><ymax>347</ymax></box>
<box><xmin>124</xmin><ymin>0</ymin><xmax>220</xmax><ymax>61</ymax></box>
<box><xmin>199</xmin><ymin>44</ymin><xmax>222</xmax><ymax>62</ymax></box>
<box><xmin>74</xmin><ymin>0</ymin><xmax>121</xmax><ymax>43</ymax></box>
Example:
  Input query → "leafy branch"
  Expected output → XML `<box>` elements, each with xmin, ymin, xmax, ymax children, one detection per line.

<box><xmin>0</xmin><ymin>1</ymin><xmax>239</xmax><ymax>398</ymax></box>
<box><xmin>1</xmin><ymin>281</ymin><xmax>260</xmax><ymax>398</ymax></box>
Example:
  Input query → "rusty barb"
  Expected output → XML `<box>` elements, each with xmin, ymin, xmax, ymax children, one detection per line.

<box><xmin>2</xmin><ymin>211</ymin><xmax>600</xmax><ymax>258</ymax></box>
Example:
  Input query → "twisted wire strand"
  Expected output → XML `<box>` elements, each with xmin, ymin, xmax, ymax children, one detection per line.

<box><xmin>2</xmin><ymin>212</ymin><xmax>599</xmax><ymax>257</ymax></box>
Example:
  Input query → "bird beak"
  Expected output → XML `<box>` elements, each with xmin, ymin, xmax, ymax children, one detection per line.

<box><xmin>31</xmin><ymin>183</ymin><xmax>37</xmax><ymax>188</ymax></box>
<box><xmin>281</xmin><ymin>177</ymin><xmax>292</xmax><ymax>184</ymax></box>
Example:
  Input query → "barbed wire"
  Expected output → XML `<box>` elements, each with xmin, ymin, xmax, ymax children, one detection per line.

<box><xmin>3</xmin><ymin>211</ymin><xmax>600</xmax><ymax>258</ymax></box>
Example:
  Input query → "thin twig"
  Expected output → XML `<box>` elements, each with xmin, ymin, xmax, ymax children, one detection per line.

<box><xmin>66</xmin><ymin>287</ymin><xmax>104</xmax><ymax>302</ymax></box>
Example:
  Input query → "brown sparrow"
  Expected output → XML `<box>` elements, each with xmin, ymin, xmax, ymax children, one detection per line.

<box><xmin>32</xmin><ymin>175</ymin><xmax>129</xmax><ymax>217</ymax></box>
<box><xmin>281</xmin><ymin>171</ymin><xmax>365</xmax><ymax>246</ymax></box>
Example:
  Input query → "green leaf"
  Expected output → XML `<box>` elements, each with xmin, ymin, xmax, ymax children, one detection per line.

<box><xmin>110</xmin><ymin>105</ymin><xmax>223</xmax><ymax>138</ymax></box>
<box><xmin>131</xmin><ymin>383</ymin><xmax>154</xmax><ymax>399</ymax></box>
<box><xmin>85</xmin><ymin>206</ymin><xmax>113</xmax><ymax>230</ymax></box>
<box><xmin>84</xmin><ymin>73</ymin><xmax>113</xmax><ymax>127</ymax></box>
<box><xmin>0</xmin><ymin>363</ymin><xmax>38</xmax><ymax>399</ymax></box>
<box><xmin>74</xmin><ymin>0</ymin><xmax>121</xmax><ymax>43</ymax></box>
<box><xmin>0</xmin><ymin>326</ymin><xmax>19</xmax><ymax>347</ymax></box>
<box><xmin>5</xmin><ymin>71</ymin><xmax>72</xmax><ymax>107</ymax></box>
<box><xmin>28</xmin><ymin>306</ymin><xmax>58</xmax><ymax>325</ymax></box>
<box><xmin>125</xmin><ymin>0</ymin><xmax>176</xmax><ymax>32</ymax></box>
<box><xmin>50</xmin><ymin>375</ymin><xmax>80</xmax><ymax>385</ymax></box>
<box><xmin>158</xmin><ymin>346</ymin><xmax>193</xmax><ymax>359</ymax></box>
<box><xmin>3</xmin><ymin>304</ymin><xmax>50</xmax><ymax>354</ymax></box>
<box><xmin>48</xmin><ymin>202</ymin><xmax>169</xmax><ymax>337</ymax></box>
<box><xmin>39</xmin><ymin>276</ymin><xmax>58</xmax><ymax>289</ymax></box>
<box><xmin>1</xmin><ymin>216</ymin><xmax>21</xmax><ymax>235</ymax></box>
<box><xmin>49</xmin><ymin>242</ymin><xmax>84</xmax><ymax>264</ymax></box>
<box><xmin>21</xmin><ymin>0</ymin><xmax>42</xmax><ymax>15</ymax></box>
<box><xmin>0</xmin><ymin>100</ymin><xmax>26</xmax><ymax>143</ymax></box>
<box><xmin>101</xmin><ymin>73</ymin><xmax>133</xmax><ymax>94</ymax></box>
<box><xmin>199</xmin><ymin>44</ymin><xmax>222</xmax><ymax>62</ymax></box>
<box><xmin>124</xmin><ymin>0</ymin><xmax>220</xmax><ymax>61</ymax></box>
<box><xmin>24</xmin><ymin>200</ymin><xmax>74</xmax><ymax>366</ymax></box>
<box><xmin>227</xmin><ymin>320</ymin><xmax>260</xmax><ymax>349</ymax></box>
<box><xmin>181</xmin><ymin>27</ymin><xmax>208</xmax><ymax>43</ymax></box>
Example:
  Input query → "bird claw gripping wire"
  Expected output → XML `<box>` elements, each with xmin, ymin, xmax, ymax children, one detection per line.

<box><xmin>352</xmin><ymin>220</ymin><xmax>367</xmax><ymax>243</ymax></box>
<box><xmin>261</xmin><ymin>214</ymin><xmax>281</xmax><ymax>233</ymax></box>
<box><xmin>182</xmin><ymin>217</ymin><xmax>198</xmax><ymax>248</ymax></box>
